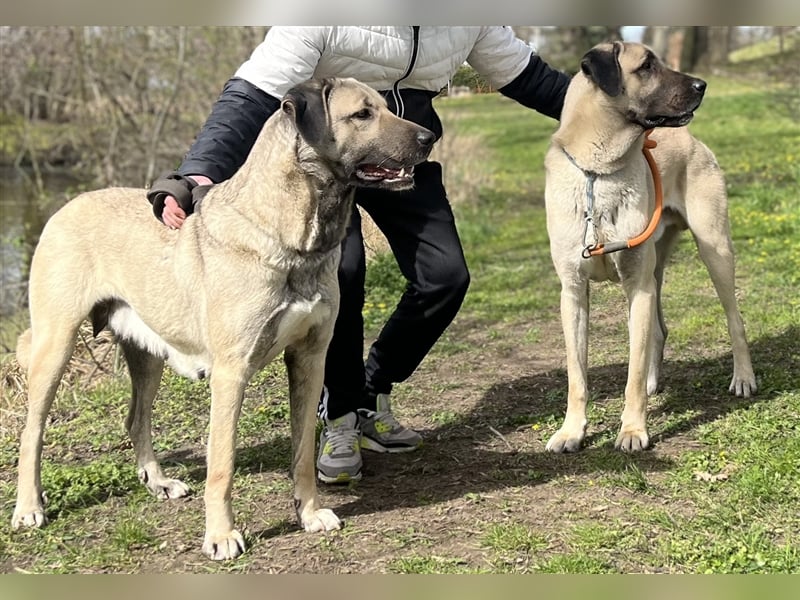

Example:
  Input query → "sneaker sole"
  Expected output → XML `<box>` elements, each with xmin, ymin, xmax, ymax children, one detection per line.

<box><xmin>361</xmin><ymin>436</ymin><xmax>422</xmax><ymax>454</ymax></box>
<box><xmin>317</xmin><ymin>470</ymin><xmax>362</xmax><ymax>484</ymax></box>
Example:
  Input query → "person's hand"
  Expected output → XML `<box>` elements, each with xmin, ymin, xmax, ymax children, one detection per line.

<box><xmin>162</xmin><ymin>196</ymin><xmax>187</xmax><ymax>229</ymax></box>
<box><xmin>161</xmin><ymin>175</ymin><xmax>213</xmax><ymax>229</ymax></box>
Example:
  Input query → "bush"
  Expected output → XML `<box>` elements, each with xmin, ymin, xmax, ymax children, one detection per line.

<box><xmin>450</xmin><ymin>65</ymin><xmax>492</xmax><ymax>93</ymax></box>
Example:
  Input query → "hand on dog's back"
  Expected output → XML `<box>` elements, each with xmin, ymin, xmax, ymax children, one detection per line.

<box><xmin>160</xmin><ymin>175</ymin><xmax>213</xmax><ymax>229</ymax></box>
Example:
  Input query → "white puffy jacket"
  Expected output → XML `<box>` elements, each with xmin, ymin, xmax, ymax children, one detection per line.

<box><xmin>176</xmin><ymin>26</ymin><xmax>569</xmax><ymax>184</ymax></box>
<box><xmin>236</xmin><ymin>26</ymin><xmax>532</xmax><ymax>116</ymax></box>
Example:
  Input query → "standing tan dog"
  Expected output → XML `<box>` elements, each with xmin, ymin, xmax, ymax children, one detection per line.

<box><xmin>544</xmin><ymin>42</ymin><xmax>757</xmax><ymax>453</ymax></box>
<box><xmin>11</xmin><ymin>77</ymin><xmax>435</xmax><ymax>559</ymax></box>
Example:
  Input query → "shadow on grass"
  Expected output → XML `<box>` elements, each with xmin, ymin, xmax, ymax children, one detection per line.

<box><xmin>241</xmin><ymin>327</ymin><xmax>796</xmax><ymax>543</ymax></box>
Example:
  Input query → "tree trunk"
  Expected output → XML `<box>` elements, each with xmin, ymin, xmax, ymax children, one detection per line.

<box><xmin>681</xmin><ymin>26</ymin><xmax>731</xmax><ymax>72</ymax></box>
<box><xmin>644</xmin><ymin>26</ymin><xmax>670</xmax><ymax>59</ymax></box>
<box><xmin>145</xmin><ymin>27</ymin><xmax>187</xmax><ymax>187</ymax></box>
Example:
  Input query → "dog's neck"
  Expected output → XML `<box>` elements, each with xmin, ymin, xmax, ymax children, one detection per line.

<box><xmin>553</xmin><ymin>75</ymin><xmax>646</xmax><ymax>175</ymax></box>
<box><xmin>202</xmin><ymin>116</ymin><xmax>354</xmax><ymax>258</ymax></box>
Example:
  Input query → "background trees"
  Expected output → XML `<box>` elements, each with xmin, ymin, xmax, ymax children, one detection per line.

<box><xmin>0</xmin><ymin>26</ymin><xmax>268</xmax><ymax>187</ymax></box>
<box><xmin>0</xmin><ymin>26</ymin><xmax>797</xmax><ymax>190</ymax></box>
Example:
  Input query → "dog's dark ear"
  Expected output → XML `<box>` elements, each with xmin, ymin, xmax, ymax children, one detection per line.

<box><xmin>580</xmin><ymin>43</ymin><xmax>623</xmax><ymax>97</ymax></box>
<box><xmin>281</xmin><ymin>78</ymin><xmax>334</xmax><ymax>146</ymax></box>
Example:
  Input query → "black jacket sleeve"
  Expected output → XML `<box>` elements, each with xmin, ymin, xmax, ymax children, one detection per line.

<box><xmin>498</xmin><ymin>54</ymin><xmax>571</xmax><ymax>121</ymax></box>
<box><xmin>177</xmin><ymin>77</ymin><xmax>281</xmax><ymax>183</ymax></box>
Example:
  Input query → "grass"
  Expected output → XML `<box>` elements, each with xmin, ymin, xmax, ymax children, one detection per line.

<box><xmin>729</xmin><ymin>30</ymin><xmax>800</xmax><ymax>64</ymax></box>
<box><xmin>0</xmin><ymin>71</ymin><xmax>798</xmax><ymax>574</ymax></box>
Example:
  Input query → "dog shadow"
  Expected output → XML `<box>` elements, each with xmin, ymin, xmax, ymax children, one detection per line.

<box><xmin>33</xmin><ymin>328</ymin><xmax>795</xmax><ymax>537</ymax></box>
<box><xmin>237</xmin><ymin>327</ymin><xmax>796</xmax><ymax>541</ymax></box>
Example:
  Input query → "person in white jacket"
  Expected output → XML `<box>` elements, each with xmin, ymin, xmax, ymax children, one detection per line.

<box><xmin>148</xmin><ymin>26</ymin><xmax>570</xmax><ymax>484</ymax></box>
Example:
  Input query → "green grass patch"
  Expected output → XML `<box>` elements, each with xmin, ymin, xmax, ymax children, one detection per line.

<box><xmin>389</xmin><ymin>554</ymin><xmax>481</xmax><ymax>574</ymax></box>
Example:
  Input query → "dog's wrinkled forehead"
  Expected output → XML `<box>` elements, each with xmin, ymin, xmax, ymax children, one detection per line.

<box><xmin>327</xmin><ymin>77</ymin><xmax>385</xmax><ymax>117</ymax></box>
<box><xmin>617</xmin><ymin>42</ymin><xmax>661</xmax><ymax>74</ymax></box>
<box><xmin>281</xmin><ymin>78</ymin><xmax>387</xmax><ymax>147</ymax></box>
<box><xmin>580</xmin><ymin>41</ymin><xmax>662</xmax><ymax>98</ymax></box>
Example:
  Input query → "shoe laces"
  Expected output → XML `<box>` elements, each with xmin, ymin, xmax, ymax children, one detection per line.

<box><xmin>325</xmin><ymin>417</ymin><xmax>360</xmax><ymax>453</ymax></box>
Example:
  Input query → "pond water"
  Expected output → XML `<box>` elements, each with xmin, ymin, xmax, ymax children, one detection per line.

<box><xmin>0</xmin><ymin>166</ymin><xmax>84</xmax><ymax>317</ymax></box>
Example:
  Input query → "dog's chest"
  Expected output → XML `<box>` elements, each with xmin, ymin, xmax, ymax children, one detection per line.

<box><xmin>547</xmin><ymin>163</ymin><xmax>653</xmax><ymax>283</ymax></box>
<box><xmin>270</xmin><ymin>293</ymin><xmax>331</xmax><ymax>348</ymax></box>
<box><xmin>244</xmin><ymin>292</ymin><xmax>333</xmax><ymax>370</ymax></box>
<box><xmin>590</xmin><ymin>174</ymin><xmax>651</xmax><ymax>230</ymax></box>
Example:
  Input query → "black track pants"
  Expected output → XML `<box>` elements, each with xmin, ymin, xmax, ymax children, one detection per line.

<box><xmin>323</xmin><ymin>161</ymin><xmax>470</xmax><ymax>419</ymax></box>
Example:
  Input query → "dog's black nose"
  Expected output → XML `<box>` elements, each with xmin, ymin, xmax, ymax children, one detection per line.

<box><xmin>417</xmin><ymin>129</ymin><xmax>435</xmax><ymax>147</ymax></box>
<box><xmin>693</xmin><ymin>79</ymin><xmax>707</xmax><ymax>94</ymax></box>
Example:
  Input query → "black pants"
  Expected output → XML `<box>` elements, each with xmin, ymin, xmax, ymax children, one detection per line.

<box><xmin>323</xmin><ymin>161</ymin><xmax>470</xmax><ymax>420</ymax></box>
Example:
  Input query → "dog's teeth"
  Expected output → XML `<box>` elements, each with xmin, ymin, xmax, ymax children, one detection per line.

<box><xmin>398</xmin><ymin>167</ymin><xmax>406</xmax><ymax>178</ymax></box>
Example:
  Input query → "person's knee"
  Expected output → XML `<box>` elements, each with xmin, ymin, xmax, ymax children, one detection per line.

<box><xmin>428</xmin><ymin>259</ymin><xmax>470</xmax><ymax>307</ymax></box>
<box><xmin>448</xmin><ymin>262</ymin><xmax>470</xmax><ymax>299</ymax></box>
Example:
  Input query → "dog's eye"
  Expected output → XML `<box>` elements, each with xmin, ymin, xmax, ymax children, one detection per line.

<box><xmin>638</xmin><ymin>58</ymin><xmax>654</xmax><ymax>73</ymax></box>
<box><xmin>352</xmin><ymin>108</ymin><xmax>372</xmax><ymax>120</ymax></box>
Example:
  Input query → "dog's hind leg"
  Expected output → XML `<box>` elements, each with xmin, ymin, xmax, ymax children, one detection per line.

<box><xmin>12</xmin><ymin>320</ymin><xmax>81</xmax><ymax>529</ymax></box>
<box><xmin>120</xmin><ymin>340</ymin><xmax>190</xmax><ymax>500</ymax></box>
<box><xmin>285</xmin><ymin>341</ymin><xmax>341</xmax><ymax>533</ymax></box>
<box><xmin>648</xmin><ymin>224</ymin><xmax>684</xmax><ymax>395</ymax></box>
<box><xmin>687</xmin><ymin>199</ymin><xmax>757</xmax><ymax>398</ymax></box>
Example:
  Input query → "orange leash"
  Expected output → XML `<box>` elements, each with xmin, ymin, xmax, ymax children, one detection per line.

<box><xmin>582</xmin><ymin>129</ymin><xmax>663</xmax><ymax>258</ymax></box>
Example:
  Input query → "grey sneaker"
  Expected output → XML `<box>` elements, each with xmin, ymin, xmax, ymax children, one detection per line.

<box><xmin>358</xmin><ymin>393</ymin><xmax>422</xmax><ymax>453</ymax></box>
<box><xmin>317</xmin><ymin>412</ymin><xmax>363</xmax><ymax>484</ymax></box>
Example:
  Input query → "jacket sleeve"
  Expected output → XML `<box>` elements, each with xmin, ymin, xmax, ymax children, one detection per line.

<box><xmin>498</xmin><ymin>54</ymin><xmax>571</xmax><ymax>120</ymax></box>
<box><xmin>234</xmin><ymin>26</ymin><xmax>327</xmax><ymax>99</ymax></box>
<box><xmin>177</xmin><ymin>27</ymin><xmax>328</xmax><ymax>182</ymax></box>
<box><xmin>176</xmin><ymin>77</ymin><xmax>280</xmax><ymax>182</ymax></box>
<box><xmin>467</xmin><ymin>26</ymin><xmax>570</xmax><ymax>121</ymax></box>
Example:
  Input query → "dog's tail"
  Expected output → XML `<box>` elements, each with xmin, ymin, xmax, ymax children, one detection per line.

<box><xmin>16</xmin><ymin>328</ymin><xmax>32</xmax><ymax>372</ymax></box>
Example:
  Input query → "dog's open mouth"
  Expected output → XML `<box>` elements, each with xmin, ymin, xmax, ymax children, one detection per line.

<box><xmin>355</xmin><ymin>163</ymin><xmax>415</xmax><ymax>185</ymax></box>
<box><xmin>673</xmin><ymin>112</ymin><xmax>696</xmax><ymax>126</ymax></box>
<box><xmin>643</xmin><ymin>111</ymin><xmax>695</xmax><ymax>128</ymax></box>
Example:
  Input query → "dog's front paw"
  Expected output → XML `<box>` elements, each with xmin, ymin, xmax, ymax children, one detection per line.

<box><xmin>545</xmin><ymin>428</ymin><xmax>584</xmax><ymax>453</ymax></box>
<box><xmin>138</xmin><ymin>468</ymin><xmax>191</xmax><ymax>500</ymax></box>
<box><xmin>12</xmin><ymin>492</ymin><xmax>48</xmax><ymax>530</ymax></box>
<box><xmin>151</xmin><ymin>479</ymin><xmax>190</xmax><ymax>500</ymax></box>
<box><xmin>301</xmin><ymin>508</ymin><xmax>342</xmax><ymax>533</ymax></box>
<box><xmin>615</xmin><ymin>427</ymin><xmax>649</xmax><ymax>452</ymax></box>
<box><xmin>202</xmin><ymin>529</ymin><xmax>246</xmax><ymax>560</ymax></box>
<box><xmin>11</xmin><ymin>507</ymin><xmax>47</xmax><ymax>530</ymax></box>
<box><xmin>729</xmin><ymin>373</ymin><xmax>757</xmax><ymax>398</ymax></box>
